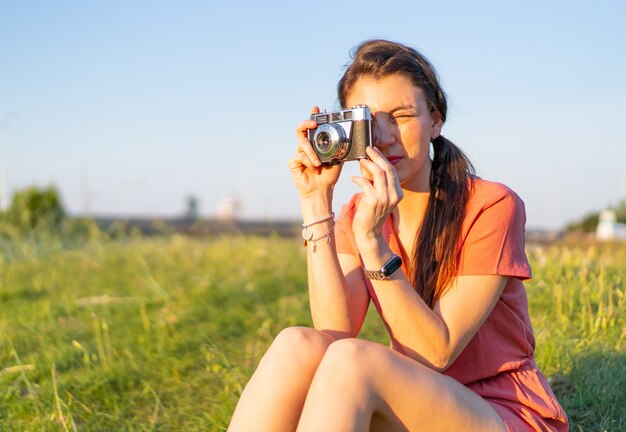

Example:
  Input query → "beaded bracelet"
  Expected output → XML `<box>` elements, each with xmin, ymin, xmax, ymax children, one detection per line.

<box><xmin>302</xmin><ymin>212</ymin><xmax>335</xmax><ymax>229</ymax></box>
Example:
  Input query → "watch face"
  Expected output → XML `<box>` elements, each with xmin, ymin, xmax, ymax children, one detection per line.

<box><xmin>382</xmin><ymin>255</ymin><xmax>402</xmax><ymax>277</ymax></box>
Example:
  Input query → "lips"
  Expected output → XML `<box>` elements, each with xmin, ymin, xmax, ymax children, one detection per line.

<box><xmin>386</xmin><ymin>155</ymin><xmax>403</xmax><ymax>166</ymax></box>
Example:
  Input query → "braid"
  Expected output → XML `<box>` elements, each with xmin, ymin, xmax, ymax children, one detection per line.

<box><xmin>413</xmin><ymin>135</ymin><xmax>474</xmax><ymax>306</ymax></box>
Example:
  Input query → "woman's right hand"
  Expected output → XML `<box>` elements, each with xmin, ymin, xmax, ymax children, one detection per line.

<box><xmin>288</xmin><ymin>107</ymin><xmax>343</xmax><ymax>199</ymax></box>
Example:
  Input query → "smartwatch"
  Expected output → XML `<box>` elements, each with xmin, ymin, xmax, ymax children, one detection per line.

<box><xmin>365</xmin><ymin>255</ymin><xmax>403</xmax><ymax>280</ymax></box>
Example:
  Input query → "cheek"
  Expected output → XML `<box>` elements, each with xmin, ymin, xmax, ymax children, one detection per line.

<box><xmin>400</xmin><ymin>124</ymin><xmax>430</xmax><ymax>146</ymax></box>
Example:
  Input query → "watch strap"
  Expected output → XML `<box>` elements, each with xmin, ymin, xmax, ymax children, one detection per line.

<box><xmin>364</xmin><ymin>255</ymin><xmax>403</xmax><ymax>280</ymax></box>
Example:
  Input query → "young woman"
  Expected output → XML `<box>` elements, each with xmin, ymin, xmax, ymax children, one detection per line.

<box><xmin>228</xmin><ymin>39</ymin><xmax>568</xmax><ymax>432</ymax></box>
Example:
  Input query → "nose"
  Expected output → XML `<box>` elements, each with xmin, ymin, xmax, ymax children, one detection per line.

<box><xmin>373</xmin><ymin>116</ymin><xmax>395</xmax><ymax>149</ymax></box>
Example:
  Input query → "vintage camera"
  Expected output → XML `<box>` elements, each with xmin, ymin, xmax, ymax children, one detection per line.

<box><xmin>307</xmin><ymin>105</ymin><xmax>373</xmax><ymax>165</ymax></box>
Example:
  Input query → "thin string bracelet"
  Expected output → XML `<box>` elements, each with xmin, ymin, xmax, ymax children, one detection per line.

<box><xmin>302</xmin><ymin>212</ymin><xmax>334</xmax><ymax>244</ymax></box>
<box><xmin>304</xmin><ymin>224</ymin><xmax>335</xmax><ymax>252</ymax></box>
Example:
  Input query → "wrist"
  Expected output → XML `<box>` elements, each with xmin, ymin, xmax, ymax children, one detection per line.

<box><xmin>300</xmin><ymin>189</ymin><xmax>333</xmax><ymax>219</ymax></box>
<box><xmin>355</xmin><ymin>233</ymin><xmax>392</xmax><ymax>268</ymax></box>
<box><xmin>354</xmin><ymin>229</ymin><xmax>382</xmax><ymax>252</ymax></box>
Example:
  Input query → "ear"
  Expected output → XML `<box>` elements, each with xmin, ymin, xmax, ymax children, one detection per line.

<box><xmin>430</xmin><ymin>110</ymin><xmax>443</xmax><ymax>140</ymax></box>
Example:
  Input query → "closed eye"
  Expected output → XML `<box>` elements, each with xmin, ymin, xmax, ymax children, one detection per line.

<box><xmin>373</xmin><ymin>109</ymin><xmax>419</xmax><ymax>127</ymax></box>
<box><xmin>392</xmin><ymin>110</ymin><xmax>419</xmax><ymax>123</ymax></box>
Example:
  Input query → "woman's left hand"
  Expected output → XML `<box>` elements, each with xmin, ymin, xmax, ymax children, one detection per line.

<box><xmin>351</xmin><ymin>146</ymin><xmax>404</xmax><ymax>242</ymax></box>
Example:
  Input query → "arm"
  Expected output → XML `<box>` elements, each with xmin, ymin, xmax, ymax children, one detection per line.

<box><xmin>360</xmin><ymin>234</ymin><xmax>507</xmax><ymax>370</ymax></box>
<box><xmin>300</xmin><ymin>193</ymin><xmax>370</xmax><ymax>339</ymax></box>
<box><xmin>351</xmin><ymin>146</ymin><xmax>509</xmax><ymax>369</ymax></box>
<box><xmin>289</xmin><ymin>110</ymin><xmax>370</xmax><ymax>339</ymax></box>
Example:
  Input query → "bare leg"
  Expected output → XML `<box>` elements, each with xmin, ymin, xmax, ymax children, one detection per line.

<box><xmin>297</xmin><ymin>338</ymin><xmax>506</xmax><ymax>432</ymax></box>
<box><xmin>228</xmin><ymin>327</ymin><xmax>335</xmax><ymax>432</ymax></box>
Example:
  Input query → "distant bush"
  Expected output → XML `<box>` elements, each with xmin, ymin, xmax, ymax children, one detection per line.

<box><xmin>0</xmin><ymin>185</ymin><xmax>106</xmax><ymax>240</ymax></box>
<box><xmin>1</xmin><ymin>185</ymin><xmax>65</xmax><ymax>234</ymax></box>
<box><xmin>60</xmin><ymin>216</ymin><xmax>102</xmax><ymax>240</ymax></box>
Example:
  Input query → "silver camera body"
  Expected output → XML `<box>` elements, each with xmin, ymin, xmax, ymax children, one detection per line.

<box><xmin>307</xmin><ymin>105</ymin><xmax>373</xmax><ymax>165</ymax></box>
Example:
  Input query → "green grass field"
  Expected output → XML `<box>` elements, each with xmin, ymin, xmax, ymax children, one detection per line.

<box><xmin>1</xmin><ymin>234</ymin><xmax>624</xmax><ymax>431</ymax></box>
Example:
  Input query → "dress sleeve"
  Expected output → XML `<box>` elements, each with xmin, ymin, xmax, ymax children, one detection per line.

<box><xmin>335</xmin><ymin>194</ymin><xmax>360</xmax><ymax>256</ymax></box>
<box><xmin>457</xmin><ymin>188</ymin><xmax>532</xmax><ymax>280</ymax></box>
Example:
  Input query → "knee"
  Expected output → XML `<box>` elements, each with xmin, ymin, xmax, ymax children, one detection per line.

<box><xmin>263</xmin><ymin>326</ymin><xmax>333</xmax><ymax>371</ymax></box>
<box><xmin>325</xmin><ymin>338</ymin><xmax>371</xmax><ymax>365</ymax></box>
<box><xmin>273</xmin><ymin>326</ymin><xmax>335</xmax><ymax>354</ymax></box>
<box><xmin>315</xmin><ymin>338</ymin><xmax>373</xmax><ymax>389</ymax></box>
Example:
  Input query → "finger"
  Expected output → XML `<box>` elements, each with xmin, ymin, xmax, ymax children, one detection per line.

<box><xmin>358</xmin><ymin>159</ymin><xmax>374</xmax><ymax>181</ymax></box>
<box><xmin>288</xmin><ymin>157</ymin><xmax>305</xmax><ymax>175</ymax></box>
<box><xmin>351</xmin><ymin>176</ymin><xmax>376</xmax><ymax>195</ymax></box>
<box><xmin>359</xmin><ymin>156</ymin><xmax>402</xmax><ymax>208</ymax></box>
<box><xmin>366</xmin><ymin>146</ymin><xmax>397</xmax><ymax>190</ymax></box>
<box><xmin>366</xmin><ymin>146</ymin><xmax>395</xmax><ymax>170</ymax></box>
<box><xmin>295</xmin><ymin>149</ymin><xmax>320</xmax><ymax>172</ymax></box>
<box><xmin>296</xmin><ymin>113</ymin><xmax>322</xmax><ymax>167</ymax></box>
<box><xmin>289</xmin><ymin>149</ymin><xmax>314</xmax><ymax>172</ymax></box>
<box><xmin>297</xmin><ymin>136</ymin><xmax>321</xmax><ymax>167</ymax></box>
<box><xmin>295</xmin><ymin>106</ymin><xmax>321</xmax><ymax>135</ymax></box>
<box><xmin>296</xmin><ymin>119</ymin><xmax>319</xmax><ymax>136</ymax></box>
<box><xmin>359</xmin><ymin>158</ymin><xmax>387</xmax><ymax>190</ymax></box>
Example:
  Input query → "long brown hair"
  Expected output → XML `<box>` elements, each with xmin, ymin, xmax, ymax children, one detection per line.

<box><xmin>338</xmin><ymin>39</ymin><xmax>475</xmax><ymax>308</ymax></box>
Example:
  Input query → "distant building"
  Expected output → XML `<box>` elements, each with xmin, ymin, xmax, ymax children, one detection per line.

<box><xmin>596</xmin><ymin>210</ymin><xmax>626</xmax><ymax>241</ymax></box>
<box><xmin>217</xmin><ymin>197</ymin><xmax>241</xmax><ymax>221</ymax></box>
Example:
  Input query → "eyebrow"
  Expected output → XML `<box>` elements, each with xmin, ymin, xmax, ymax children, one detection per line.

<box><xmin>389</xmin><ymin>104</ymin><xmax>419</xmax><ymax>114</ymax></box>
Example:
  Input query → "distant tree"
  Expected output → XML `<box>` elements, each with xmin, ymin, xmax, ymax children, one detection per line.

<box><xmin>565</xmin><ymin>198</ymin><xmax>626</xmax><ymax>232</ymax></box>
<box><xmin>185</xmin><ymin>195</ymin><xmax>199</xmax><ymax>220</ymax></box>
<box><xmin>615</xmin><ymin>199</ymin><xmax>626</xmax><ymax>223</ymax></box>
<box><xmin>566</xmin><ymin>213</ymin><xmax>600</xmax><ymax>233</ymax></box>
<box><xmin>4</xmin><ymin>185</ymin><xmax>66</xmax><ymax>232</ymax></box>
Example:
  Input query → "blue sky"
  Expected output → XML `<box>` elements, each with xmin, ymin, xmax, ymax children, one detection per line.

<box><xmin>1</xmin><ymin>1</ymin><xmax>625</xmax><ymax>229</ymax></box>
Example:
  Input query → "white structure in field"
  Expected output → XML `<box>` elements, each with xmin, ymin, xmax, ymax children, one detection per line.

<box><xmin>217</xmin><ymin>197</ymin><xmax>241</xmax><ymax>221</ymax></box>
<box><xmin>596</xmin><ymin>210</ymin><xmax>626</xmax><ymax>241</ymax></box>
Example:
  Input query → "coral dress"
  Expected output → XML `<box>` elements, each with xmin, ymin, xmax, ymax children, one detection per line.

<box><xmin>335</xmin><ymin>178</ymin><xmax>568</xmax><ymax>432</ymax></box>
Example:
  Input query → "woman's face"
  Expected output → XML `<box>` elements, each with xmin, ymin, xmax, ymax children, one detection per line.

<box><xmin>345</xmin><ymin>74</ymin><xmax>442</xmax><ymax>192</ymax></box>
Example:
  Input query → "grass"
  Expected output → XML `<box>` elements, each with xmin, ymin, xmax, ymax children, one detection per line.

<box><xmin>525</xmin><ymin>244</ymin><xmax>626</xmax><ymax>431</ymax></box>
<box><xmin>0</xmin><ymin>234</ymin><xmax>624</xmax><ymax>431</ymax></box>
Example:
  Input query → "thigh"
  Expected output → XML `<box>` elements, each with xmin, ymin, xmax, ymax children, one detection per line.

<box><xmin>351</xmin><ymin>340</ymin><xmax>506</xmax><ymax>432</ymax></box>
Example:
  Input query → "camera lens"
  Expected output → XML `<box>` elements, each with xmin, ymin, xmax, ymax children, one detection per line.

<box><xmin>311</xmin><ymin>123</ymin><xmax>349</xmax><ymax>161</ymax></box>
<box><xmin>315</xmin><ymin>132</ymin><xmax>332</xmax><ymax>152</ymax></box>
